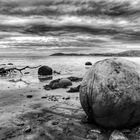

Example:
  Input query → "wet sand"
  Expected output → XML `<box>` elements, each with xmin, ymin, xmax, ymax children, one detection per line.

<box><xmin>0</xmin><ymin>81</ymin><xmax>105</xmax><ymax>140</ymax></box>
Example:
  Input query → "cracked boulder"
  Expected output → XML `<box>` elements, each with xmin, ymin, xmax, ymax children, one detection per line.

<box><xmin>80</xmin><ymin>58</ymin><xmax>140</xmax><ymax>128</ymax></box>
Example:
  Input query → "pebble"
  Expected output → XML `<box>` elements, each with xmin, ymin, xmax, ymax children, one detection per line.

<box><xmin>26</xmin><ymin>95</ymin><xmax>33</xmax><ymax>98</ymax></box>
<box><xmin>52</xmin><ymin>121</ymin><xmax>59</xmax><ymax>125</ymax></box>
<box><xmin>24</xmin><ymin>125</ymin><xmax>32</xmax><ymax>133</ymax></box>
<box><xmin>109</xmin><ymin>130</ymin><xmax>128</xmax><ymax>140</ymax></box>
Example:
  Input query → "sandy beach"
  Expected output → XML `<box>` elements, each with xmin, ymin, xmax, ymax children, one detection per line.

<box><xmin>0</xmin><ymin>55</ymin><xmax>98</xmax><ymax>140</ymax></box>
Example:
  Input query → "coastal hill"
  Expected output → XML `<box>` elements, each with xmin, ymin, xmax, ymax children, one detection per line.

<box><xmin>50</xmin><ymin>50</ymin><xmax>140</xmax><ymax>57</ymax></box>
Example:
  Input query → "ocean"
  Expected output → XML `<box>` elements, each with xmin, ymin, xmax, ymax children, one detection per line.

<box><xmin>0</xmin><ymin>56</ymin><xmax>140</xmax><ymax>90</ymax></box>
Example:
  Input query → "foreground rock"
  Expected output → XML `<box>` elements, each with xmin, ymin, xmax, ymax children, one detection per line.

<box><xmin>80</xmin><ymin>58</ymin><xmax>140</xmax><ymax>128</ymax></box>
<box><xmin>38</xmin><ymin>66</ymin><xmax>53</xmax><ymax>76</ymax></box>
<box><xmin>44</xmin><ymin>78</ymin><xmax>72</xmax><ymax>90</ymax></box>
<box><xmin>109</xmin><ymin>130</ymin><xmax>128</xmax><ymax>140</ymax></box>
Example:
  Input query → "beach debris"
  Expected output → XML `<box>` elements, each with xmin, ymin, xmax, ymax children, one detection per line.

<box><xmin>109</xmin><ymin>130</ymin><xmax>128</xmax><ymax>140</ymax></box>
<box><xmin>85</xmin><ymin>61</ymin><xmax>92</xmax><ymax>66</ymax></box>
<box><xmin>67</xmin><ymin>85</ymin><xmax>80</xmax><ymax>93</ymax></box>
<box><xmin>80</xmin><ymin>58</ymin><xmax>140</xmax><ymax>128</ymax></box>
<box><xmin>67</xmin><ymin>76</ymin><xmax>83</xmax><ymax>82</ymax></box>
<box><xmin>38</xmin><ymin>65</ymin><xmax>53</xmax><ymax>76</ymax></box>
<box><xmin>26</xmin><ymin>95</ymin><xmax>33</xmax><ymax>98</ymax></box>
<box><xmin>44</xmin><ymin>78</ymin><xmax>72</xmax><ymax>90</ymax></box>
<box><xmin>0</xmin><ymin>65</ymin><xmax>41</xmax><ymax>76</ymax></box>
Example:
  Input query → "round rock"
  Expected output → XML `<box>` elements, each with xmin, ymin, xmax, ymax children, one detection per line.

<box><xmin>80</xmin><ymin>58</ymin><xmax>140</xmax><ymax>128</ymax></box>
<box><xmin>59</xmin><ymin>78</ymin><xmax>72</xmax><ymax>88</ymax></box>
<box><xmin>85</xmin><ymin>61</ymin><xmax>92</xmax><ymax>66</ymax></box>
<box><xmin>38</xmin><ymin>66</ymin><xmax>53</xmax><ymax>76</ymax></box>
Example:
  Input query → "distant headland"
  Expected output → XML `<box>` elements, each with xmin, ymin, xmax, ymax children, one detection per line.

<box><xmin>50</xmin><ymin>50</ymin><xmax>140</xmax><ymax>57</ymax></box>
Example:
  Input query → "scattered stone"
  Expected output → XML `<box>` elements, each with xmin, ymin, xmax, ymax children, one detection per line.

<box><xmin>62</xmin><ymin>96</ymin><xmax>70</xmax><ymax>100</ymax></box>
<box><xmin>53</xmin><ymin>70</ymin><xmax>61</xmax><ymax>74</ymax></box>
<box><xmin>86</xmin><ymin>129</ymin><xmax>102</xmax><ymax>140</ymax></box>
<box><xmin>24</xmin><ymin>125</ymin><xmax>31</xmax><ymax>133</ymax></box>
<box><xmin>0</xmin><ymin>68</ymin><xmax>8</xmax><ymax>76</ymax></box>
<box><xmin>85</xmin><ymin>61</ymin><xmax>92</xmax><ymax>66</ymax></box>
<box><xmin>135</xmin><ymin>127</ymin><xmax>140</xmax><ymax>135</ymax></box>
<box><xmin>41</xmin><ymin>96</ymin><xmax>47</xmax><ymax>99</ymax></box>
<box><xmin>59</xmin><ymin>78</ymin><xmax>72</xmax><ymax>88</ymax></box>
<box><xmin>67</xmin><ymin>85</ymin><xmax>80</xmax><ymax>93</ymax></box>
<box><xmin>128</xmin><ymin>133</ymin><xmax>140</xmax><ymax>140</ymax></box>
<box><xmin>80</xmin><ymin>58</ymin><xmax>140</xmax><ymax>128</ymax></box>
<box><xmin>65</xmin><ymin>96</ymin><xmax>70</xmax><ymax>100</ymax></box>
<box><xmin>12</xmin><ymin>119</ymin><xmax>25</xmax><ymax>126</ymax></box>
<box><xmin>44</xmin><ymin>95</ymin><xmax>59</xmax><ymax>102</ymax></box>
<box><xmin>90</xmin><ymin>129</ymin><xmax>101</xmax><ymax>134</ymax></box>
<box><xmin>122</xmin><ymin>129</ymin><xmax>131</xmax><ymax>134</ymax></box>
<box><xmin>7</xmin><ymin>63</ymin><xmax>13</xmax><ymax>65</ymax></box>
<box><xmin>38</xmin><ymin>66</ymin><xmax>53</xmax><ymax>76</ymax></box>
<box><xmin>24</xmin><ymin>72</ymin><xmax>30</xmax><ymax>74</ymax></box>
<box><xmin>67</xmin><ymin>76</ymin><xmax>83</xmax><ymax>82</ymax></box>
<box><xmin>109</xmin><ymin>130</ymin><xmax>128</xmax><ymax>140</ymax></box>
<box><xmin>52</xmin><ymin>121</ymin><xmax>59</xmax><ymax>125</ymax></box>
<box><xmin>26</xmin><ymin>95</ymin><xmax>33</xmax><ymax>98</ymax></box>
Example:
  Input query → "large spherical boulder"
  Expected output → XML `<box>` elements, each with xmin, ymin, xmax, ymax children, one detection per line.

<box><xmin>80</xmin><ymin>58</ymin><xmax>140</xmax><ymax>128</ymax></box>
<box><xmin>59</xmin><ymin>78</ymin><xmax>72</xmax><ymax>88</ymax></box>
<box><xmin>38</xmin><ymin>66</ymin><xmax>53</xmax><ymax>76</ymax></box>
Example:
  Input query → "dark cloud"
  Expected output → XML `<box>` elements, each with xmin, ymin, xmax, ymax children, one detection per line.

<box><xmin>0</xmin><ymin>0</ymin><xmax>140</xmax><ymax>17</ymax></box>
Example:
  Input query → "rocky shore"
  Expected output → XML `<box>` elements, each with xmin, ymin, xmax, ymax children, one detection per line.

<box><xmin>0</xmin><ymin>58</ymin><xmax>140</xmax><ymax>140</ymax></box>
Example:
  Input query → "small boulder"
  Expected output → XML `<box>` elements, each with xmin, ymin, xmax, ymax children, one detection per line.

<box><xmin>109</xmin><ymin>130</ymin><xmax>128</xmax><ymax>140</ymax></box>
<box><xmin>49</xmin><ymin>79</ymin><xmax>60</xmax><ymax>89</ymax></box>
<box><xmin>38</xmin><ymin>66</ymin><xmax>52</xmax><ymax>76</ymax></box>
<box><xmin>67</xmin><ymin>85</ymin><xmax>80</xmax><ymax>93</ymax></box>
<box><xmin>85</xmin><ymin>61</ymin><xmax>92</xmax><ymax>66</ymax></box>
<box><xmin>59</xmin><ymin>78</ymin><xmax>72</xmax><ymax>88</ymax></box>
<box><xmin>80</xmin><ymin>58</ymin><xmax>140</xmax><ymax>128</ymax></box>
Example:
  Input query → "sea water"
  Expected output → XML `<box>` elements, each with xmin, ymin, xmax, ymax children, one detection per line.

<box><xmin>0</xmin><ymin>56</ymin><xmax>140</xmax><ymax>89</ymax></box>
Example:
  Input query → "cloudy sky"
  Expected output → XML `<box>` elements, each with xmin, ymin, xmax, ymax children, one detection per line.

<box><xmin>0</xmin><ymin>0</ymin><xmax>140</xmax><ymax>55</ymax></box>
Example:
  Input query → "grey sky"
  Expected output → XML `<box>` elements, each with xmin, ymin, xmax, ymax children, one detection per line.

<box><xmin>0</xmin><ymin>0</ymin><xmax>140</xmax><ymax>53</ymax></box>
